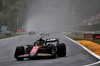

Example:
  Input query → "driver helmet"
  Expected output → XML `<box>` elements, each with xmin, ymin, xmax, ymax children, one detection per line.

<box><xmin>37</xmin><ymin>36</ymin><xmax>45</xmax><ymax>46</ymax></box>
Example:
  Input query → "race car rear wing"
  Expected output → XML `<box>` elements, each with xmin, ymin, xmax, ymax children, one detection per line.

<box><xmin>46</xmin><ymin>39</ymin><xmax>59</xmax><ymax>44</ymax></box>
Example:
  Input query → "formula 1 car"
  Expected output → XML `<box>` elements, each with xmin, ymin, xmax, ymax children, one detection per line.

<box><xmin>28</xmin><ymin>31</ymin><xmax>35</xmax><ymax>35</ymax></box>
<box><xmin>39</xmin><ymin>31</ymin><xmax>49</xmax><ymax>36</ymax></box>
<box><xmin>14</xmin><ymin>37</ymin><xmax>66</xmax><ymax>61</ymax></box>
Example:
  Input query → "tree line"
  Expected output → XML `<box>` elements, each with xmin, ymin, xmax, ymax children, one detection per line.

<box><xmin>0</xmin><ymin>0</ymin><xmax>33</xmax><ymax>32</ymax></box>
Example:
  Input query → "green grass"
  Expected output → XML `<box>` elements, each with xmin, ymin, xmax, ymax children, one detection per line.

<box><xmin>0</xmin><ymin>34</ymin><xmax>22</xmax><ymax>39</ymax></box>
<box><xmin>66</xmin><ymin>34</ymin><xmax>100</xmax><ymax>44</ymax></box>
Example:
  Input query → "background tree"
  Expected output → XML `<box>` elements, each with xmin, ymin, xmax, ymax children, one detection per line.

<box><xmin>0</xmin><ymin>0</ymin><xmax>32</xmax><ymax>32</ymax></box>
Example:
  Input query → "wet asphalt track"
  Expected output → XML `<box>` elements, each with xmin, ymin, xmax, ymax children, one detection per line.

<box><xmin>0</xmin><ymin>33</ymin><xmax>98</xmax><ymax>66</ymax></box>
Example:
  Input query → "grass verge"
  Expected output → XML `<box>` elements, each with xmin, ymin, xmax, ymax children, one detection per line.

<box><xmin>0</xmin><ymin>34</ymin><xmax>22</xmax><ymax>39</ymax></box>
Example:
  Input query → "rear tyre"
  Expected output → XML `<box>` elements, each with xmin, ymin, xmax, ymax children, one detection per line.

<box><xmin>14</xmin><ymin>46</ymin><xmax>25</xmax><ymax>61</ymax></box>
<box><xmin>57</xmin><ymin>43</ymin><xmax>66</xmax><ymax>57</ymax></box>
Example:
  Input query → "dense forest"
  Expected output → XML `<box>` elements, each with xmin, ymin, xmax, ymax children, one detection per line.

<box><xmin>0</xmin><ymin>0</ymin><xmax>33</xmax><ymax>32</ymax></box>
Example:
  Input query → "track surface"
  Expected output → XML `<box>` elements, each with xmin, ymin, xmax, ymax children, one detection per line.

<box><xmin>0</xmin><ymin>33</ymin><xmax>98</xmax><ymax>66</ymax></box>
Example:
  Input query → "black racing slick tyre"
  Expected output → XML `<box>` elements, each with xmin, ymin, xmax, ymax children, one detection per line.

<box><xmin>57</xmin><ymin>43</ymin><xmax>66</xmax><ymax>57</ymax></box>
<box><xmin>14</xmin><ymin>46</ymin><xmax>25</xmax><ymax>61</ymax></box>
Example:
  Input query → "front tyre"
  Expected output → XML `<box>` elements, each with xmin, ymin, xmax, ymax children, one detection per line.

<box><xmin>57</xmin><ymin>43</ymin><xmax>66</xmax><ymax>57</ymax></box>
<box><xmin>14</xmin><ymin>46</ymin><xmax>25</xmax><ymax>61</ymax></box>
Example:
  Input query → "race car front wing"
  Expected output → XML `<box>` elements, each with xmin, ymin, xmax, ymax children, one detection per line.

<box><xmin>18</xmin><ymin>53</ymin><xmax>52</xmax><ymax>58</ymax></box>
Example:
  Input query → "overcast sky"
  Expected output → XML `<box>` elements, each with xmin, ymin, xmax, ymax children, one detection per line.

<box><xmin>25</xmin><ymin>0</ymin><xmax>100</xmax><ymax>32</ymax></box>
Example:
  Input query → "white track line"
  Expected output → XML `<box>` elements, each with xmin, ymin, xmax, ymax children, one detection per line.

<box><xmin>63</xmin><ymin>35</ymin><xmax>100</xmax><ymax>66</ymax></box>
<box><xmin>84</xmin><ymin>61</ymin><xmax>100</xmax><ymax>66</ymax></box>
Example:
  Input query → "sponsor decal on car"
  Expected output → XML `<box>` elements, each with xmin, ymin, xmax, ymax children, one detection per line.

<box><xmin>47</xmin><ymin>39</ymin><xmax>56</xmax><ymax>41</ymax></box>
<box><xmin>37</xmin><ymin>53</ymin><xmax>51</xmax><ymax>56</ymax></box>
